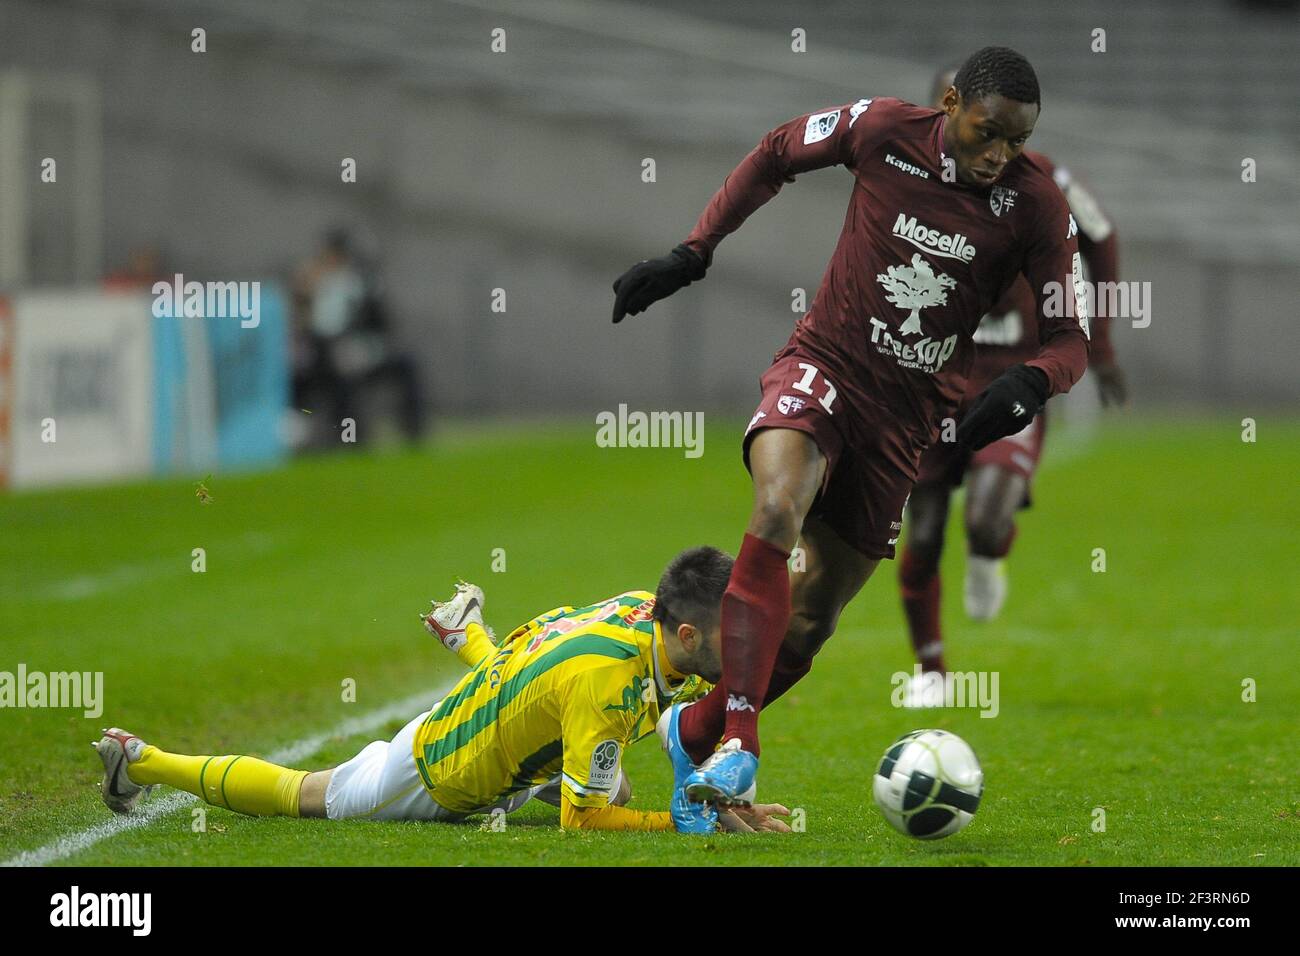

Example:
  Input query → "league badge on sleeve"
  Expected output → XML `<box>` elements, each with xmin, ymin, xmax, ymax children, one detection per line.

<box><xmin>803</xmin><ymin>109</ymin><xmax>841</xmax><ymax>145</ymax></box>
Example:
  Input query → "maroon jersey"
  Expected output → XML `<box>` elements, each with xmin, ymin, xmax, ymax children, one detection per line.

<box><xmin>683</xmin><ymin>97</ymin><xmax>1090</xmax><ymax>441</ymax></box>
<box><xmin>969</xmin><ymin>152</ymin><xmax>1118</xmax><ymax>394</ymax></box>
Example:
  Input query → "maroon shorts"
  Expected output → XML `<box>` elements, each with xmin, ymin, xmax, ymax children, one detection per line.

<box><xmin>741</xmin><ymin>352</ymin><xmax>922</xmax><ymax>561</ymax></box>
<box><xmin>915</xmin><ymin>401</ymin><xmax>1047</xmax><ymax>502</ymax></box>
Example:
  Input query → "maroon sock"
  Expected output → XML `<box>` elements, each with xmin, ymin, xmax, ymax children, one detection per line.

<box><xmin>899</xmin><ymin>545</ymin><xmax>945</xmax><ymax>673</ymax></box>
<box><xmin>716</xmin><ymin>533</ymin><xmax>791</xmax><ymax>756</ymax></box>
<box><xmin>679</xmin><ymin>646</ymin><xmax>812</xmax><ymax>764</ymax></box>
<box><xmin>678</xmin><ymin>683</ymin><xmax>726</xmax><ymax>765</ymax></box>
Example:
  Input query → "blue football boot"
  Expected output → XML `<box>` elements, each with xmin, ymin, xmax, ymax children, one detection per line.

<box><xmin>684</xmin><ymin>738</ymin><xmax>758</xmax><ymax>805</ymax></box>
<box><xmin>655</xmin><ymin>702</ymin><xmax>699</xmax><ymax>790</ymax></box>
<box><xmin>657</xmin><ymin>703</ymin><xmax>720</xmax><ymax>833</ymax></box>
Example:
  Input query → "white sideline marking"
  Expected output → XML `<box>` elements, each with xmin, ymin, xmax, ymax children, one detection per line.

<box><xmin>2</xmin><ymin>685</ymin><xmax>451</xmax><ymax>868</ymax></box>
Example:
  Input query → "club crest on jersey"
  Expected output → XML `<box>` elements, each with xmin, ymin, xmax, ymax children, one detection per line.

<box><xmin>803</xmin><ymin>109</ymin><xmax>841</xmax><ymax>145</ymax></box>
<box><xmin>777</xmin><ymin>395</ymin><xmax>806</xmax><ymax>415</ymax></box>
<box><xmin>876</xmin><ymin>253</ymin><xmax>958</xmax><ymax>335</ymax></box>
<box><xmin>989</xmin><ymin>185</ymin><xmax>1018</xmax><ymax>217</ymax></box>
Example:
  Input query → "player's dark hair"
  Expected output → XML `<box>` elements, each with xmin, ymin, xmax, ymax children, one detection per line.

<box><xmin>653</xmin><ymin>546</ymin><xmax>734</xmax><ymax>633</ymax></box>
<box><xmin>952</xmin><ymin>46</ymin><xmax>1040</xmax><ymax>108</ymax></box>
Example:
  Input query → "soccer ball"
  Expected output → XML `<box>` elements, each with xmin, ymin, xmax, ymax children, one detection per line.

<box><xmin>872</xmin><ymin>729</ymin><xmax>983</xmax><ymax>839</ymax></box>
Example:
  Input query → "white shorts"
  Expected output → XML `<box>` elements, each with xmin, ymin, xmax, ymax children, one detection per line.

<box><xmin>324</xmin><ymin>705</ymin><xmax>559</xmax><ymax>822</ymax></box>
<box><xmin>325</xmin><ymin>709</ymin><xmax>449</xmax><ymax>821</ymax></box>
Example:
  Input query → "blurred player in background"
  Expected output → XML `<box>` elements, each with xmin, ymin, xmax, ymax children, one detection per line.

<box><xmin>291</xmin><ymin>228</ymin><xmax>425</xmax><ymax>448</ymax></box>
<box><xmin>611</xmin><ymin>47</ymin><xmax>1092</xmax><ymax>812</ymax></box>
<box><xmin>93</xmin><ymin>547</ymin><xmax>789</xmax><ymax>834</ymax></box>
<box><xmin>897</xmin><ymin>66</ymin><xmax>1128</xmax><ymax>707</ymax></box>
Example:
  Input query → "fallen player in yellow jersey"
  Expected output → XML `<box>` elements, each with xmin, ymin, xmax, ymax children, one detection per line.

<box><xmin>93</xmin><ymin>546</ymin><xmax>790</xmax><ymax>834</ymax></box>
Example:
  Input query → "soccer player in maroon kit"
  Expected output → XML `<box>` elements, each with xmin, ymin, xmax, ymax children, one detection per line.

<box><xmin>612</xmin><ymin>47</ymin><xmax>1093</xmax><ymax>810</ymax></box>
<box><xmin>897</xmin><ymin>67</ymin><xmax>1128</xmax><ymax>706</ymax></box>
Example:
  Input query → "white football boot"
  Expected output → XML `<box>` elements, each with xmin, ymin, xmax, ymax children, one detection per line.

<box><xmin>421</xmin><ymin>580</ymin><xmax>490</xmax><ymax>654</ymax></box>
<box><xmin>964</xmin><ymin>555</ymin><xmax>1008</xmax><ymax>621</ymax></box>
<box><xmin>901</xmin><ymin>671</ymin><xmax>947</xmax><ymax>709</ymax></box>
<box><xmin>93</xmin><ymin>727</ymin><xmax>154</xmax><ymax>814</ymax></box>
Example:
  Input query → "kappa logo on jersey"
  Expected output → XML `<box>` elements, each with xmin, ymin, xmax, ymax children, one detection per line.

<box><xmin>777</xmin><ymin>395</ymin><xmax>806</xmax><ymax>415</ymax></box>
<box><xmin>803</xmin><ymin>109</ymin><xmax>841</xmax><ymax>145</ymax></box>
<box><xmin>989</xmin><ymin>185</ymin><xmax>1018</xmax><ymax>217</ymax></box>
<box><xmin>1066</xmin><ymin>214</ymin><xmax>1078</xmax><ymax>239</ymax></box>
<box><xmin>848</xmin><ymin>98</ymin><xmax>873</xmax><ymax>127</ymax></box>
<box><xmin>876</xmin><ymin>253</ymin><xmax>958</xmax><ymax>335</ymax></box>
<box><xmin>884</xmin><ymin>153</ymin><xmax>930</xmax><ymax>180</ymax></box>
<box><xmin>726</xmin><ymin>694</ymin><xmax>757</xmax><ymax>713</ymax></box>
<box><xmin>746</xmin><ymin>409</ymin><xmax>767</xmax><ymax>432</ymax></box>
<box><xmin>891</xmin><ymin>213</ymin><xmax>977</xmax><ymax>262</ymax></box>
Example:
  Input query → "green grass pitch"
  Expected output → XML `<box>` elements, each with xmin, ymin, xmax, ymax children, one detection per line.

<box><xmin>1</xmin><ymin>414</ymin><xmax>1296</xmax><ymax>866</ymax></box>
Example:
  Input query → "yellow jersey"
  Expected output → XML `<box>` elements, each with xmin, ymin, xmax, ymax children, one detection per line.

<box><xmin>412</xmin><ymin>590</ymin><xmax>687</xmax><ymax>814</ymax></box>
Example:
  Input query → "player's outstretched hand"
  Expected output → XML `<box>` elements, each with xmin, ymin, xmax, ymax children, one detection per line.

<box><xmin>611</xmin><ymin>244</ymin><xmax>707</xmax><ymax>323</ymax></box>
<box><xmin>718</xmin><ymin>802</ymin><xmax>793</xmax><ymax>833</ymax></box>
<box><xmin>956</xmin><ymin>364</ymin><xmax>1049</xmax><ymax>452</ymax></box>
<box><xmin>1092</xmin><ymin>360</ymin><xmax>1129</xmax><ymax>408</ymax></box>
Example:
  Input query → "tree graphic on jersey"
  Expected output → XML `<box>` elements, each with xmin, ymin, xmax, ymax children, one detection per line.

<box><xmin>876</xmin><ymin>254</ymin><xmax>957</xmax><ymax>335</ymax></box>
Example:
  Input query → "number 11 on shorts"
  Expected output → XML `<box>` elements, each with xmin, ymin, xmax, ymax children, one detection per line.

<box><xmin>792</xmin><ymin>362</ymin><xmax>838</xmax><ymax>414</ymax></box>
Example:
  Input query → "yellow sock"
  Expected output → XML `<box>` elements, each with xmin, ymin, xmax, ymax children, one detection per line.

<box><xmin>459</xmin><ymin>621</ymin><xmax>498</xmax><ymax>670</ymax></box>
<box><xmin>128</xmin><ymin>746</ymin><xmax>309</xmax><ymax>817</ymax></box>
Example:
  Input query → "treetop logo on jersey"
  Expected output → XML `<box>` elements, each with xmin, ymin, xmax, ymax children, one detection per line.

<box><xmin>867</xmin><ymin>316</ymin><xmax>959</xmax><ymax>375</ymax></box>
<box><xmin>989</xmin><ymin>185</ymin><xmax>1018</xmax><ymax>217</ymax></box>
<box><xmin>803</xmin><ymin>109</ymin><xmax>841</xmax><ymax>145</ymax></box>
<box><xmin>876</xmin><ymin>253</ymin><xmax>958</xmax><ymax>335</ymax></box>
<box><xmin>777</xmin><ymin>395</ymin><xmax>806</xmax><ymax>415</ymax></box>
<box><xmin>884</xmin><ymin>153</ymin><xmax>929</xmax><ymax>180</ymax></box>
<box><xmin>848</xmin><ymin>98</ymin><xmax>873</xmax><ymax>127</ymax></box>
<box><xmin>891</xmin><ymin>213</ymin><xmax>977</xmax><ymax>262</ymax></box>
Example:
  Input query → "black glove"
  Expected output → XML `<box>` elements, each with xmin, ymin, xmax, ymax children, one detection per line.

<box><xmin>611</xmin><ymin>244</ymin><xmax>707</xmax><ymax>323</ymax></box>
<box><xmin>956</xmin><ymin>364</ymin><xmax>1049</xmax><ymax>451</ymax></box>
